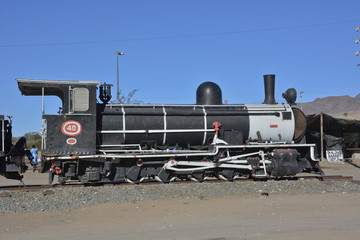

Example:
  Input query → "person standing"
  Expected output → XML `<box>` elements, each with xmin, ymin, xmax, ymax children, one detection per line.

<box><xmin>30</xmin><ymin>145</ymin><xmax>38</xmax><ymax>169</ymax></box>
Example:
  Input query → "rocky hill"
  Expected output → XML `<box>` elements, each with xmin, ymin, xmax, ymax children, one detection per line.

<box><xmin>302</xmin><ymin>94</ymin><xmax>360</xmax><ymax>120</ymax></box>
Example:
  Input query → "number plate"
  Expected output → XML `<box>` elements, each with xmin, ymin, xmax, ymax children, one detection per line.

<box><xmin>61</xmin><ymin>120</ymin><xmax>82</xmax><ymax>136</ymax></box>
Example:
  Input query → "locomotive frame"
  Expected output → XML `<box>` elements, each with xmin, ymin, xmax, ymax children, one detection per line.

<box><xmin>17</xmin><ymin>75</ymin><xmax>321</xmax><ymax>184</ymax></box>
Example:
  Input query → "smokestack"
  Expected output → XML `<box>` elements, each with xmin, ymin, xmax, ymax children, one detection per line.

<box><xmin>262</xmin><ymin>74</ymin><xmax>277</xmax><ymax>104</ymax></box>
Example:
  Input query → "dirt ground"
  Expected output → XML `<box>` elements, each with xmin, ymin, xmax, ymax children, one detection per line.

<box><xmin>1</xmin><ymin>159</ymin><xmax>360</xmax><ymax>240</ymax></box>
<box><xmin>1</xmin><ymin>193</ymin><xmax>360</xmax><ymax>240</ymax></box>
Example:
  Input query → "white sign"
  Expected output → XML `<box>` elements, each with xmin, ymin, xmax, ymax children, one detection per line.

<box><xmin>326</xmin><ymin>150</ymin><xmax>344</xmax><ymax>162</ymax></box>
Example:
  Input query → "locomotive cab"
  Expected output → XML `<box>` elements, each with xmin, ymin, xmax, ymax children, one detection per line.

<box><xmin>17</xmin><ymin>79</ymin><xmax>100</xmax><ymax>156</ymax></box>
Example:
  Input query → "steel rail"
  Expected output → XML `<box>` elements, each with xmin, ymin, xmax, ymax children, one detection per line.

<box><xmin>0</xmin><ymin>175</ymin><xmax>354</xmax><ymax>192</ymax></box>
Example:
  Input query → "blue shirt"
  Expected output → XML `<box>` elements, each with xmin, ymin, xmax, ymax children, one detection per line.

<box><xmin>30</xmin><ymin>148</ymin><xmax>38</xmax><ymax>162</ymax></box>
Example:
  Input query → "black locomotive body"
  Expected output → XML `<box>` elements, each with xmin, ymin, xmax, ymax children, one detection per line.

<box><xmin>17</xmin><ymin>75</ymin><xmax>321</xmax><ymax>184</ymax></box>
<box><xmin>0</xmin><ymin>115</ymin><xmax>30</xmax><ymax>180</ymax></box>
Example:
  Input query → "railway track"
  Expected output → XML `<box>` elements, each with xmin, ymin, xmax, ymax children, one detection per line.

<box><xmin>0</xmin><ymin>175</ymin><xmax>354</xmax><ymax>192</ymax></box>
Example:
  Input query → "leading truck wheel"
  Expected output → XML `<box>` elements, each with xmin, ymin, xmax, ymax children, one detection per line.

<box><xmin>48</xmin><ymin>171</ymin><xmax>54</xmax><ymax>184</ymax></box>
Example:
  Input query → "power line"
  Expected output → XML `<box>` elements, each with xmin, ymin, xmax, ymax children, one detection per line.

<box><xmin>1</xmin><ymin>19</ymin><xmax>359</xmax><ymax>48</ymax></box>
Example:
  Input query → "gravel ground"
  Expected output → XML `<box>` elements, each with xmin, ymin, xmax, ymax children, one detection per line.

<box><xmin>1</xmin><ymin>179</ymin><xmax>360</xmax><ymax>213</ymax></box>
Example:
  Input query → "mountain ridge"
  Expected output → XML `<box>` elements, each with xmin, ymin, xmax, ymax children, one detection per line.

<box><xmin>301</xmin><ymin>94</ymin><xmax>360</xmax><ymax>120</ymax></box>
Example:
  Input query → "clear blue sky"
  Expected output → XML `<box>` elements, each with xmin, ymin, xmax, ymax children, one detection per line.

<box><xmin>1</xmin><ymin>0</ymin><xmax>359</xmax><ymax>137</ymax></box>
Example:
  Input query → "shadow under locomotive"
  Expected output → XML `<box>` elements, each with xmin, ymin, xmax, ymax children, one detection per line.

<box><xmin>16</xmin><ymin>75</ymin><xmax>322</xmax><ymax>184</ymax></box>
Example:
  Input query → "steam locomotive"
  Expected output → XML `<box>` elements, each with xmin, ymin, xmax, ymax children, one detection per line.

<box><xmin>0</xmin><ymin>115</ymin><xmax>30</xmax><ymax>181</ymax></box>
<box><xmin>17</xmin><ymin>75</ymin><xmax>321</xmax><ymax>184</ymax></box>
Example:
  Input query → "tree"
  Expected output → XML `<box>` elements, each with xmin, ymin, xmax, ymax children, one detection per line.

<box><xmin>23</xmin><ymin>132</ymin><xmax>42</xmax><ymax>149</ymax></box>
<box><xmin>111</xmin><ymin>89</ymin><xmax>143</xmax><ymax>104</ymax></box>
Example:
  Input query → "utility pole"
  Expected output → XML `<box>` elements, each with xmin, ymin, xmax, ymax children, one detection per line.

<box><xmin>320</xmin><ymin>112</ymin><xmax>324</xmax><ymax>162</ymax></box>
<box><xmin>356</xmin><ymin>25</ymin><xmax>360</xmax><ymax>66</ymax></box>
<box><xmin>116</xmin><ymin>51</ymin><xmax>125</xmax><ymax>103</ymax></box>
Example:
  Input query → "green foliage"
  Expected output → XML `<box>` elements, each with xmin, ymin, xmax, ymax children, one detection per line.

<box><xmin>344</xmin><ymin>112</ymin><xmax>348</xmax><ymax>117</ymax></box>
<box><xmin>12</xmin><ymin>136</ymin><xmax>19</xmax><ymax>144</ymax></box>
<box><xmin>23</xmin><ymin>132</ymin><xmax>42</xmax><ymax>149</ymax></box>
